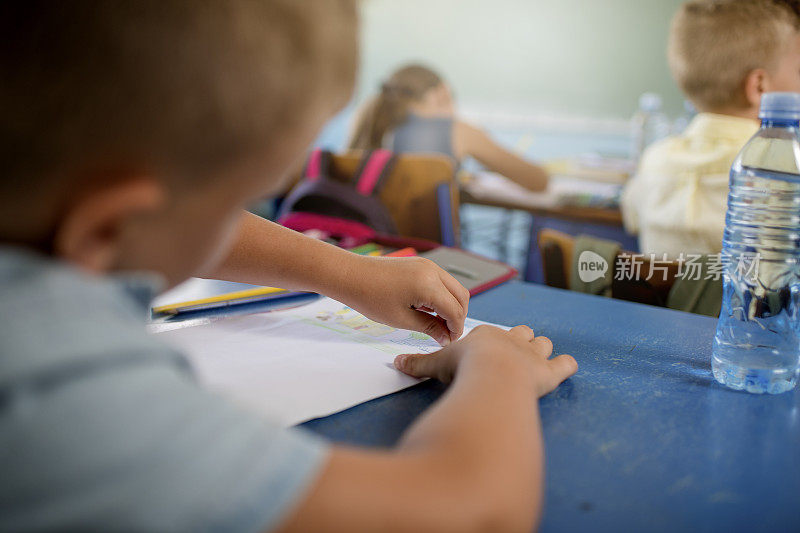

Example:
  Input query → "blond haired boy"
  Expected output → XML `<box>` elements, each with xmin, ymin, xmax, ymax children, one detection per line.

<box><xmin>622</xmin><ymin>0</ymin><xmax>800</xmax><ymax>258</ymax></box>
<box><xmin>0</xmin><ymin>1</ymin><xmax>576</xmax><ymax>531</ymax></box>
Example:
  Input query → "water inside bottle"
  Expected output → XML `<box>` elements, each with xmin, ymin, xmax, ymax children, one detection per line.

<box><xmin>712</xmin><ymin>164</ymin><xmax>800</xmax><ymax>393</ymax></box>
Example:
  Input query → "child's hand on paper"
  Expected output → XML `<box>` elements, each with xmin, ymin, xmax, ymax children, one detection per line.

<box><xmin>394</xmin><ymin>325</ymin><xmax>577</xmax><ymax>397</ymax></box>
<box><xmin>338</xmin><ymin>256</ymin><xmax>470</xmax><ymax>346</ymax></box>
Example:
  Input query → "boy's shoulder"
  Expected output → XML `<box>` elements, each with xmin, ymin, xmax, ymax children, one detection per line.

<box><xmin>0</xmin><ymin>246</ymin><xmax>328</xmax><ymax>532</ymax></box>
<box><xmin>639</xmin><ymin>113</ymin><xmax>759</xmax><ymax>174</ymax></box>
<box><xmin>0</xmin><ymin>246</ymin><xmax>177</xmax><ymax>383</ymax></box>
<box><xmin>680</xmin><ymin>112</ymin><xmax>760</xmax><ymax>144</ymax></box>
<box><xmin>636</xmin><ymin>134</ymin><xmax>686</xmax><ymax>176</ymax></box>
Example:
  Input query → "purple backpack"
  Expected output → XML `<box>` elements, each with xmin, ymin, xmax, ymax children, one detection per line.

<box><xmin>277</xmin><ymin>149</ymin><xmax>398</xmax><ymax>235</ymax></box>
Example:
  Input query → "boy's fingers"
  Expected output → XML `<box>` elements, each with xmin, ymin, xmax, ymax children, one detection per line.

<box><xmin>531</xmin><ymin>336</ymin><xmax>553</xmax><ymax>357</ymax></box>
<box><xmin>394</xmin><ymin>350</ymin><xmax>453</xmax><ymax>381</ymax></box>
<box><xmin>508</xmin><ymin>325</ymin><xmax>535</xmax><ymax>342</ymax></box>
<box><xmin>438</xmin><ymin>270</ymin><xmax>470</xmax><ymax>320</ymax></box>
<box><xmin>405</xmin><ymin>310</ymin><xmax>452</xmax><ymax>346</ymax></box>
<box><xmin>393</xmin><ymin>353</ymin><xmax>428</xmax><ymax>377</ymax></box>
<box><xmin>419</xmin><ymin>289</ymin><xmax>466</xmax><ymax>342</ymax></box>
<box><xmin>548</xmin><ymin>353</ymin><xmax>578</xmax><ymax>381</ymax></box>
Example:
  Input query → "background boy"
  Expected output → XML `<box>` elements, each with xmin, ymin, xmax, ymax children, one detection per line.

<box><xmin>622</xmin><ymin>0</ymin><xmax>800</xmax><ymax>258</ymax></box>
<box><xmin>0</xmin><ymin>1</ymin><xmax>576</xmax><ymax>531</ymax></box>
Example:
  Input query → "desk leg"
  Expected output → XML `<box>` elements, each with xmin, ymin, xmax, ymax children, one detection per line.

<box><xmin>460</xmin><ymin>205</ymin><xmax>470</xmax><ymax>248</ymax></box>
<box><xmin>498</xmin><ymin>209</ymin><xmax>514</xmax><ymax>263</ymax></box>
<box><xmin>524</xmin><ymin>216</ymin><xmax>546</xmax><ymax>283</ymax></box>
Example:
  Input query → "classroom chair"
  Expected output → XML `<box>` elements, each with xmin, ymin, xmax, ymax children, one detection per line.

<box><xmin>287</xmin><ymin>151</ymin><xmax>460</xmax><ymax>245</ymax></box>
<box><xmin>538</xmin><ymin>228</ymin><xmax>697</xmax><ymax>310</ymax></box>
<box><xmin>524</xmin><ymin>215</ymin><xmax>640</xmax><ymax>284</ymax></box>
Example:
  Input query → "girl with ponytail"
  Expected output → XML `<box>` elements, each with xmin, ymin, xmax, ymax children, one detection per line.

<box><xmin>348</xmin><ymin>63</ymin><xmax>549</xmax><ymax>191</ymax></box>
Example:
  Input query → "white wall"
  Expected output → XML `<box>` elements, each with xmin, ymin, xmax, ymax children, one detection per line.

<box><xmin>357</xmin><ymin>0</ymin><xmax>686</xmax><ymax>124</ymax></box>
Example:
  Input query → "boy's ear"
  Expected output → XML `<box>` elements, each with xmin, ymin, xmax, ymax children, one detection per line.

<box><xmin>54</xmin><ymin>177</ymin><xmax>166</xmax><ymax>273</ymax></box>
<box><xmin>744</xmin><ymin>68</ymin><xmax>769</xmax><ymax>109</ymax></box>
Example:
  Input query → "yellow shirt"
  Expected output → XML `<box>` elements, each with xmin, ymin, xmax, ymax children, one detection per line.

<box><xmin>621</xmin><ymin>113</ymin><xmax>759</xmax><ymax>259</ymax></box>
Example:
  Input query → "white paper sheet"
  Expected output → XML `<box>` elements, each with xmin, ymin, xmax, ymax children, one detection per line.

<box><xmin>466</xmin><ymin>171</ymin><xmax>621</xmax><ymax>209</ymax></box>
<box><xmin>156</xmin><ymin>297</ymin><xmax>500</xmax><ymax>426</ymax></box>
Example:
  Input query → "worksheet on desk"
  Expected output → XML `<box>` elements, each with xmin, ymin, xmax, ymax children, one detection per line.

<box><xmin>155</xmin><ymin>297</ymin><xmax>500</xmax><ymax>426</ymax></box>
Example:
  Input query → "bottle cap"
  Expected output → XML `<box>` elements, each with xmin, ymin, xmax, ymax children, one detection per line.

<box><xmin>759</xmin><ymin>92</ymin><xmax>800</xmax><ymax>121</ymax></box>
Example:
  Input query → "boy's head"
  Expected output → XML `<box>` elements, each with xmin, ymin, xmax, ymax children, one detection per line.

<box><xmin>0</xmin><ymin>0</ymin><xmax>357</xmax><ymax>285</ymax></box>
<box><xmin>668</xmin><ymin>0</ymin><xmax>800</xmax><ymax>117</ymax></box>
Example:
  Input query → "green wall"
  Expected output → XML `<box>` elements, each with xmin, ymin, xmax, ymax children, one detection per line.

<box><xmin>358</xmin><ymin>0</ymin><xmax>687</xmax><ymax>120</ymax></box>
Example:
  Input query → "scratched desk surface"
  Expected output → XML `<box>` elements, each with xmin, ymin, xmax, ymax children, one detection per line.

<box><xmin>301</xmin><ymin>281</ymin><xmax>800</xmax><ymax>532</ymax></box>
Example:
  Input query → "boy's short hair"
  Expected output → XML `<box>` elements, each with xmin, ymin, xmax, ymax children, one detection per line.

<box><xmin>0</xmin><ymin>0</ymin><xmax>357</xmax><ymax>199</ymax></box>
<box><xmin>668</xmin><ymin>0</ymin><xmax>799</xmax><ymax>111</ymax></box>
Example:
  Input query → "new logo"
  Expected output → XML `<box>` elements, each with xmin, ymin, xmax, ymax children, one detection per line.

<box><xmin>578</xmin><ymin>251</ymin><xmax>608</xmax><ymax>283</ymax></box>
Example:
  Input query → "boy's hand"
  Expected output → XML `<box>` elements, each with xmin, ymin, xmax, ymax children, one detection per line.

<box><xmin>337</xmin><ymin>256</ymin><xmax>470</xmax><ymax>347</ymax></box>
<box><xmin>394</xmin><ymin>325</ymin><xmax>577</xmax><ymax>397</ymax></box>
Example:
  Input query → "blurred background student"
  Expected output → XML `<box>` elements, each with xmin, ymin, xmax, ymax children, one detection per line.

<box><xmin>622</xmin><ymin>0</ymin><xmax>800</xmax><ymax>258</ymax></box>
<box><xmin>348</xmin><ymin>63</ymin><xmax>549</xmax><ymax>191</ymax></box>
<box><xmin>299</xmin><ymin>0</ymin><xmax>732</xmax><ymax>274</ymax></box>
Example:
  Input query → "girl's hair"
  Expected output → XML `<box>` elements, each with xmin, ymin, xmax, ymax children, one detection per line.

<box><xmin>348</xmin><ymin>64</ymin><xmax>444</xmax><ymax>150</ymax></box>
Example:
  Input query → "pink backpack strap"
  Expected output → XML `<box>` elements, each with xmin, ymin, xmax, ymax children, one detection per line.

<box><xmin>303</xmin><ymin>149</ymin><xmax>328</xmax><ymax>182</ymax></box>
<box><xmin>355</xmin><ymin>149</ymin><xmax>395</xmax><ymax>196</ymax></box>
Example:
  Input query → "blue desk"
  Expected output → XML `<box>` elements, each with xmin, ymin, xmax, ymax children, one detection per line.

<box><xmin>300</xmin><ymin>281</ymin><xmax>800</xmax><ymax>532</ymax></box>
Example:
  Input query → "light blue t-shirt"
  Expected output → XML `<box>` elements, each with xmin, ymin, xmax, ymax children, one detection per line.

<box><xmin>0</xmin><ymin>246</ymin><xmax>328</xmax><ymax>532</ymax></box>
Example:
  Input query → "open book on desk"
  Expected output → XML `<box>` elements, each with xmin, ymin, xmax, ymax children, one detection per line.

<box><xmin>153</xmin><ymin>297</ymin><xmax>506</xmax><ymax>426</ymax></box>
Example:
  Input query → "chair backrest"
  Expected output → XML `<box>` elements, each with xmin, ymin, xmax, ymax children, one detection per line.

<box><xmin>436</xmin><ymin>182</ymin><xmax>459</xmax><ymax>247</ymax></box>
<box><xmin>289</xmin><ymin>151</ymin><xmax>459</xmax><ymax>243</ymax></box>
<box><xmin>539</xmin><ymin>229</ymin><xmax>574</xmax><ymax>290</ymax></box>
<box><xmin>538</xmin><ymin>229</ymin><xmax>680</xmax><ymax>307</ymax></box>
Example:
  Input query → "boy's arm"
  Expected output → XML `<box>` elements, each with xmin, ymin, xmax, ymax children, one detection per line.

<box><xmin>202</xmin><ymin>211</ymin><xmax>470</xmax><ymax>345</ymax></box>
<box><xmin>275</xmin><ymin>325</ymin><xmax>578</xmax><ymax>533</ymax></box>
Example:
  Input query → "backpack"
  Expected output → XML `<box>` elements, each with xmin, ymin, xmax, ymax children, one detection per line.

<box><xmin>277</xmin><ymin>149</ymin><xmax>399</xmax><ymax>243</ymax></box>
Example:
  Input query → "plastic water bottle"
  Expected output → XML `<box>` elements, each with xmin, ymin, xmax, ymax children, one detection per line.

<box><xmin>712</xmin><ymin>92</ymin><xmax>800</xmax><ymax>394</ymax></box>
<box><xmin>630</xmin><ymin>92</ymin><xmax>670</xmax><ymax>163</ymax></box>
